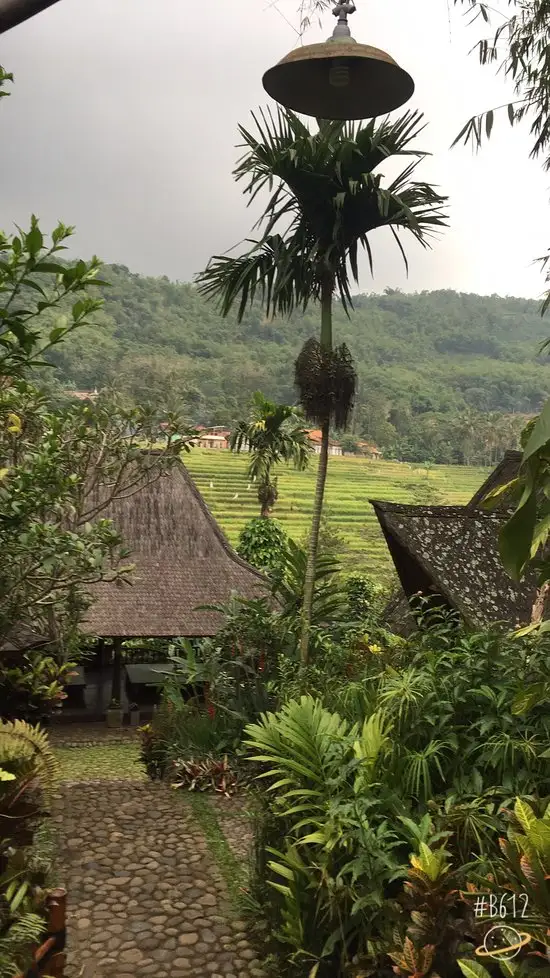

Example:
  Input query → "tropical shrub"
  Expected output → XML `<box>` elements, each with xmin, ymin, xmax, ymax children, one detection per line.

<box><xmin>272</xmin><ymin>539</ymin><xmax>349</xmax><ymax>657</ymax></box>
<box><xmin>237</xmin><ymin>517</ymin><xmax>288</xmax><ymax>577</ymax></box>
<box><xmin>171</xmin><ymin>755</ymin><xmax>238</xmax><ymax>796</ymax></box>
<box><xmin>378</xmin><ymin>796</ymin><xmax>550</xmax><ymax>978</ymax></box>
<box><xmin>138</xmin><ymin>634</ymin><xmax>257</xmax><ymax>782</ymax></box>
<box><xmin>0</xmin><ymin>720</ymin><xmax>58</xmax><ymax>978</ymax></box>
<box><xmin>0</xmin><ymin>651</ymin><xmax>77</xmax><ymax>723</ymax></box>
<box><xmin>178</xmin><ymin>603</ymin><xmax>280</xmax><ymax>725</ymax></box>
<box><xmin>141</xmin><ymin>549</ymin><xmax>359</xmax><ymax>785</ymax></box>
<box><xmin>138</xmin><ymin>723</ymin><xmax>167</xmax><ymax>781</ymax></box>
<box><xmin>244</xmin><ymin>623</ymin><xmax>550</xmax><ymax>977</ymax></box>
<box><xmin>379</xmin><ymin>842</ymin><xmax>482</xmax><ymax>978</ymax></box>
<box><xmin>345</xmin><ymin>573</ymin><xmax>381</xmax><ymax>623</ymax></box>
<box><xmin>483</xmin><ymin>797</ymin><xmax>550</xmax><ymax>944</ymax></box>
<box><xmin>245</xmin><ymin>696</ymin><xmax>410</xmax><ymax>974</ymax></box>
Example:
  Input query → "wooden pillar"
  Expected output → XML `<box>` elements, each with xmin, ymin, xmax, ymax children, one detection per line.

<box><xmin>97</xmin><ymin>638</ymin><xmax>106</xmax><ymax>668</ymax></box>
<box><xmin>110</xmin><ymin>637</ymin><xmax>123</xmax><ymax>705</ymax></box>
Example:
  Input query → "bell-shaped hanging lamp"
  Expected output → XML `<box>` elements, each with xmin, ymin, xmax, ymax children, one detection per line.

<box><xmin>262</xmin><ymin>1</ymin><xmax>414</xmax><ymax>121</ymax></box>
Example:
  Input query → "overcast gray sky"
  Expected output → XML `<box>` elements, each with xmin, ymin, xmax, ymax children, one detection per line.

<box><xmin>0</xmin><ymin>0</ymin><xmax>548</xmax><ymax>299</ymax></box>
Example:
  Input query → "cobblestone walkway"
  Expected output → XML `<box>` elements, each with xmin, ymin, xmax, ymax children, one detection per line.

<box><xmin>53</xmin><ymin>777</ymin><xmax>263</xmax><ymax>978</ymax></box>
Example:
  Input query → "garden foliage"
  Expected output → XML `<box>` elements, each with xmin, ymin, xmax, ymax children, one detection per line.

<box><xmin>0</xmin><ymin>720</ymin><xmax>58</xmax><ymax>978</ymax></box>
<box><xmin>237</xmin><ymin>517</ymin><xmax>289</xmax><ymax>577</ymax></box>
<box><xmin>240</xmin><ymin>619</ymin><xmax>550</xmax><ymax>977</ymax></box>
<box><xmin>147</xmin><ymin>595</ymin><xmax>550</xmax><ymax>978</ymax></box>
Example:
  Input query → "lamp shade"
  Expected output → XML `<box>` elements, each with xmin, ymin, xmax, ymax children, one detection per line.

<box><xmin>262</xmin><ymin>39</ymin><xmax>414</xmax><ymax>120</ymax></box>
<box><xmin>0</xmin><ymin>0</ymin><xmax>62</xmax><ymax>34</ymax></box>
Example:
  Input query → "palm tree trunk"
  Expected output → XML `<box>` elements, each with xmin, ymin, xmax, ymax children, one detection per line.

<box><xmin>299</xmin><ymin>272</ymin><xmax>333</xmax><ymax>664</ymax></box>
<box><xmin>260</xmin><ymin>485</ymin><xmax>270</xmax><ymax>518</ymax></box>
<box><xmin>259</xmin><ymin>482</ymin><xmax>268</xmax><ymax>517</ymax></box>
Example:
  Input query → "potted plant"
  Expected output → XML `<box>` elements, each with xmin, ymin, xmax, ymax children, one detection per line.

<box><xmin>106</xmin><ymin>698</ymin><xmax>123</xmax><ymax>728</ymax></box>
<box><xmin>128</xmin><ymin>702</ymin><xmax>140</xmax><ymax>727</ymax></box>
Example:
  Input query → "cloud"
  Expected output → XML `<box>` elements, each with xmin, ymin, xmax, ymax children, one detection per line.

<box><xmin>0</xmin><ymin>0</ymin><xmax>548</xmax><ymax>299</ymax></box>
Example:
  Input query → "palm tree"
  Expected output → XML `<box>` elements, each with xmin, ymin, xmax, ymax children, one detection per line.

<box><xmin>197</xmin><ymin>107</ymin><xmax>447</xmax><ymax>662</ymax></box>
<box><xmin>450</xmin><ymin>408</ymin><xmax>482</xmax><ymax>466</ymax></box>
<box><xmin>230</xmin><ymin>391</ymin><xmax>311</xmax><ymax>516</ymax></box>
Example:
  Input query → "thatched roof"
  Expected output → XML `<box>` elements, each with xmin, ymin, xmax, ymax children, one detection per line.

<box><xmin>371</xmin><ymin>501</ymin><xmax>536</xmax><ymax>629</ymax></box>
<box><xmin>82</xmin><ymin>456</ymin><xmax>266</xmax><ymax>638</ymax></box>
<box><xmin>467</xmin><ymin>450</ymin><xmax>522</xmax><ymax>510</ymax></box>
<box><xmin>374</xmin><ymin>451</ymin><xmax>534</xmax><ymax>632</ymax></box>
<box><xmin>0</xmin><ymin>625</ymin><xmax>51</xmax><ymax>654</ymax></box>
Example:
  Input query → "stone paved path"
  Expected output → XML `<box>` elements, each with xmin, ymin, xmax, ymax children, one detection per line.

<box><xmin>53</xmin><ymin>778</ymin><xmax>263</xmax><ymax>978</ymax></box>
<box><xmin>49</xmin><ymin>723</ymin><xmax>138</xmax><ymax>746</ymax></box>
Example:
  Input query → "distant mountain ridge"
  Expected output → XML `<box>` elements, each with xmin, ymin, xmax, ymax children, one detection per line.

<box><xmin>46</xmin><ymin>264</ymin><xmax>550</xmax><ymax>460</ymax></box>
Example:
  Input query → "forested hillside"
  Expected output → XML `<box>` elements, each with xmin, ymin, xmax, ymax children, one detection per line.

<box><xmin>46</xmin><ymin>263</ymin><xmax>550</xmax><ymax>463</ymax></box>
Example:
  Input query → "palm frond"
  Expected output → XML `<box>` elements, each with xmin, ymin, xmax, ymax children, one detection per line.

<box><xmin>244</xmin><ymin>695</ymin><xmax>350</xmax><ymax>799</ymax></box>
<box><xmin>196</xmin><ymin>233</ymin><xmax>319</xmax><ymax>321</ymax></box>
<box><xmin>197</xmin><ymin>106</ymin><xmax>447</xmax><ymax>320</ymax></box>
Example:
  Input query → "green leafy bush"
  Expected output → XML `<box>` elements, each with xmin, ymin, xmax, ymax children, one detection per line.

<box><xmin>237</xmin><ymin>517</ymin><xmax>288</xmax><ymax>576</ymax></box>
<box><xmin>0</xmin><ymin>651</ymin><xmax>77</xmax><ymax>723</ymax></box>
<box><xmin>245</xmin><ymin>696</ymin><xmax>407</xmax><ymax>974</ymax></box>
<box><xmin>244</xmin><ymin>623</ymin><xmax>550</xmax><ymax>977</ymax></box>
<box><xmin>137</xmin><ymin>634</ymin><xmax>258</xmax><ymax>782</ymax></box>
<box><xmin>345</xmin><ymin>573</ymin><xmax>381</xmax><ymax>622</ymax></box>
<box><xmin>138</xmin><ymin>723</ymin><xmax>167</xmax><ymax>781</ymax></box>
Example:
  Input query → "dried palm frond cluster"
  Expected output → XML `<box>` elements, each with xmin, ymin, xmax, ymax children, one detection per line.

<box><xmin>257</xmin><ymin>476</ymin><xmax>278</xmax><ymax>514</ymax></box>
<box><xmin>294</xmin><ymin>338</ymin><xmax>356</xmax><ymax>428</ymax></box>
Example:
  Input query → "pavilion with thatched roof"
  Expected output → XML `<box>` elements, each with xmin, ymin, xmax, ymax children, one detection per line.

<box><xmin>57</xmin><ymin>453</ymin><xmax>267</xmax><ymax>720</ymax></box>
<box><xmin>371</xmin><ymin>450</ymin><xmax>540</xmax><ymax>632</ymax></box>
<box><xmin>82</xmin><ymin>454</ymin><xmax>266</xmax><ymax>640</ymax></box>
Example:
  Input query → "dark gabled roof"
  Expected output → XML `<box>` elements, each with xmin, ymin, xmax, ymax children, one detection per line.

<box><xmin>371</xmin><ymin>500</ymin><xmax>536</xmax><ymax>629</ymax></box>
<box><xmin>467</xmin><ymin>450</ymin><xmax>522</xmax><ymax>511</ymax></box>
<box><xmin>0</xmin><ymin>625</ymin><xmax>51</xmax><ymax>654</ymax></box>
<box><xmin>82</xmin><ymin>458</ymin><xmax>266</xmax><ymax>638</ymax></box>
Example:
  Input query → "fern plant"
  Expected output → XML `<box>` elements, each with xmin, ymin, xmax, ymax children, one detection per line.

<box><xmin>0</xmin><ymin>720</ymin><xmax>59</xmax><ymax>851</ymax></box>
<box><xmin>0</xmin><ymin>720</ymin><xmax>58</xmax><ymax>787</ymax></box>
<box><xmin>0</xmin><ymin>720</ymin><xmax>58</xmax><ymax>978</ymax></box>
<box><xmin>0</xmin><ymin>912</ymin><xmax>46</xmax><ymax>978</ymax></box>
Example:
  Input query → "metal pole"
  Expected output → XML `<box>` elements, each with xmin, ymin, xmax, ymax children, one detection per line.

<box><xmin>0</xmin><ymin>0</ymin><xmax>62</xmax><ymax>34</ymax></box>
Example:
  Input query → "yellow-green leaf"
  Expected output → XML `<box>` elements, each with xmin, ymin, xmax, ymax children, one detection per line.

<box><xmin>524</xmin><ymin>399</ymin><xmax>550</xmax><ymax>461</ymax></box>
<box><xmin>458</xmin><ymin>959</ymin><xmax>492</xmax><ymax>978</ymax></box>
<box><xmin>514</xmin><ymin>797</ymin><xmax>537</xmax><ymax>833</ymax></box>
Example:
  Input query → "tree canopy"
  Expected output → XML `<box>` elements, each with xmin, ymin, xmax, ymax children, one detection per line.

<box><xmin>43</xmin><ymin>263</ymin><xmax>550</xmax><ymax>463</ymax></box>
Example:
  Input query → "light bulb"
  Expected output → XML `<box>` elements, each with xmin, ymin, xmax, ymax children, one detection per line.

<box><xmin>329</xmin><ymin>59</ymin><xmax>350</xmax><ymax>88</ymax></box>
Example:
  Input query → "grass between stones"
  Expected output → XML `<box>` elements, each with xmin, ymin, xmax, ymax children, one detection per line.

<box><xmin>53</xmin><ymin>742</ymin><xmax>147</xmax><ymax>782</ymax></box>
<box><xmin>53</xmin><ymin>739</ymin><xmax>249</xmax><ymax>906</ymax></box>
<box><xmin>187</xmin><ymin>793</ymin><xmax>247</xmax><ymax>912</ymax></box>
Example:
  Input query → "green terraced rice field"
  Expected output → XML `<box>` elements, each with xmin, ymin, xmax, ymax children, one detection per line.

<box><xmin>185</xmin><ymin>450</ymin><xmax>489</xmax><ymax>580</ymax></box>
